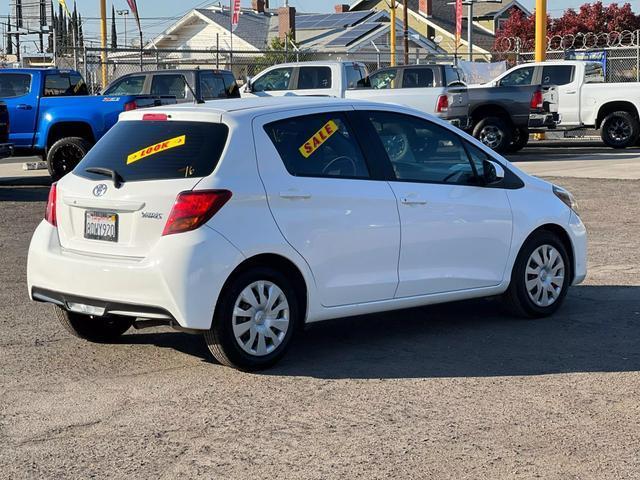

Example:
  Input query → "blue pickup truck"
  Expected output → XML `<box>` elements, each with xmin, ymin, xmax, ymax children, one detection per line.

<box><xmin>0</xmin><ymin>68</ymin><xmax>174</xmax><ymax>179</ymax></box>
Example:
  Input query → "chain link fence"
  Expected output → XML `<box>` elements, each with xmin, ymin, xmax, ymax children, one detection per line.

<box><xmin>57</xmin><ymin>46</ymin><xmax>460</xmax><ymax>93</ymax></box>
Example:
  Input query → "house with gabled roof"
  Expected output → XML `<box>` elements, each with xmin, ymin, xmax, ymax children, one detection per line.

<box><xmin>349</xmin><ymin>0</ymin><xmax>530</xmax><ymax>58</ymax></box>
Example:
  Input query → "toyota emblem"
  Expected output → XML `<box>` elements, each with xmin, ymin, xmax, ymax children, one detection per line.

<box><xmin>93</xmin><ymin>184</ymin><xmax>108</xmax><ymax>197</ymax></box>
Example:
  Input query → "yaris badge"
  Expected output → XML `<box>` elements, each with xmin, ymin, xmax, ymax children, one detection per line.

<box><xmin>93</xmin><ymin>184</ymin><xmax>108</xmax><ymax>197</ymax></box>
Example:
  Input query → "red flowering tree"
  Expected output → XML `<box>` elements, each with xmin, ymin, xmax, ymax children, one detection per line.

<box><xmin>495</xmin><ymin>1</ymin><xmax>640</xmax><ymax>51</ymax></box>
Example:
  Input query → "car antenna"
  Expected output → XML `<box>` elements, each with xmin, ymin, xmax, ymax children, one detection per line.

<box><xmin>184</xmin><ymin>78</ymin><xmax>205</xmax><ymax>104</ymax></box>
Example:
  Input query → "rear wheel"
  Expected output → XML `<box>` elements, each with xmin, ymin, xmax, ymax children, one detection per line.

<box><xmin>204</xmin><ymin>268</ymin><xmax>299</xmax><ymax>371</ymax></box>
<box><xmin>505</xmin><ymin>127</ymin><xmax>529</xmax><ymax>153</ymax></box>
<box><xmin>473</xmin><ymin>116</ymin><xmax>512</xmax><ymax>153</ymax></box>
<box><xmin>47</xmin><ymin>137</ymin><xmax>93</xmax><ymax>181</ymax></box>
<box><xmin>54</xmin><ymin>306</ymin><xmax>132</xmax><ymax>342</ymax></box>
<box><xmin>600</xmin><ymin>111</ymin><xmax>639</xmax><ymax>149</ymax></box>
<box><xmin>503</xmin><ymin>231</ymin><xmax>571</xmax><ymax>318</ymax></box>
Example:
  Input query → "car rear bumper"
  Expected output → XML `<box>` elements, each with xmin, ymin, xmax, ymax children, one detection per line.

<box><xmin>0</xmin><ymin>143</ymin><xmax>14</xmax><ymax>159</ymax></box>
<box><xmin>529</xmin><ymin>112</ymin><xmax>559</xmax><ymax>129</ymax></box>
<box><xmin>27</xmin><ymin>221</ymin><xmax>245</xmax><ymax>330</ymax></box>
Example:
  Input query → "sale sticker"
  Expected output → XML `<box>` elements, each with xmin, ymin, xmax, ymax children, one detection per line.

<box><xmin>127</xmin><ymin>135</ymin><xmax>186</xmax><ymax>165</ymax></box>
<box><xmin>298</xmin><ymin>120</ymin><xmax>339</xmax><ymax>158</ymax></box>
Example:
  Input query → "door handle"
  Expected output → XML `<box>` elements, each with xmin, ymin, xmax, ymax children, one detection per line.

<box><xmin>279</xmin><ymin>190</ymin><xmax>312</xmax><ymax>200</ymax></box>
<box><xmin>400</xmin><ymin>197</ymin><xmax>427</xmax><ymax>205</ymax></box>
<box><xmin>16</xmin><ymin>104</ymin><xmax>32</xmax><ymax>110</ymax></box>
<box><xmin>565</xmin><ymin>91</ymin><xmax>577</xmax><ymax>95</ymax></box>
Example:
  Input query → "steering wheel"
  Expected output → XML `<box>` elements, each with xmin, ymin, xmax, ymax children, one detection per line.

<box><xmin>381</xmin><ymin>132</ymin><xmax>410</xmax><ymax>162</ymax></box>
<box><xmin>322</xmin><ymin>156</ymin><xmax>357</xmax><ymax>177</ymax></box>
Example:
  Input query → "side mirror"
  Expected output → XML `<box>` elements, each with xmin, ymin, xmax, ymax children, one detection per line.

<box><xmin>483</xmin><ymin>159</ymin><xmax>505</xmax><ymax>185</ymax></box>
<box><xmin>245</xmin><ymin>77</ymin><xmax>254</xmax><ymax>93</ymax></box>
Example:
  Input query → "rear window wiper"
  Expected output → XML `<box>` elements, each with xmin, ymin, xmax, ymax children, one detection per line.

<box><xmin>85</xmin><ymin>167</ymin><xmax>125</xmax><ymax>189</ymax></box>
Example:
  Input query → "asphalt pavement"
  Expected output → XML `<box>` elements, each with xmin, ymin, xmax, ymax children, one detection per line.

<box><xmin>1</xmin><ymin>143</ymin><xmax>639</xmax><ymax>479</ymax></box>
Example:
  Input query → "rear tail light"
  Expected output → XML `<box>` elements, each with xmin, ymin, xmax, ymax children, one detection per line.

<box><xmin>124</xmin><ymin>100</ymin><xmax>138</xmax><ymax>111</ymax></box>
<box><xmin>436</xmin><ymin>94</ymin><xmax>449</xmax><ymax>113</ymax></box>
<box><xmin>530</xmin><ymin>89</ymin><xmax>544</xmax><ymax>110</ymax></box>
<box><xmin>162</xmin><ymin>190</ymin><xmax>232</xmax><ymax>236</ymax></box>
<box><xmin>45</xmin><ymin>183</ymin><xmax>58</xmax><ymax>226</ymax></box>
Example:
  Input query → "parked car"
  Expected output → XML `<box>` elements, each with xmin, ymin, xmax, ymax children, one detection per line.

<box><xmin>242</xmin><ymin>61</ymin><xmax>470</xmax><ymax>129</ymax></box>
<box><xmin>488</xmin><ymin>60</ymin><xmax>640</xmax><ymax>148</ymax></box>
<box><xmin>0</xmin><ymin>68</ymin><xmax>176</xmax><ymax>180</ymax></box>
<box><xmin>27</xmin><ymin>97</ymin><xmax>587</xmax><ymax>371</ymax></box>
<box><xmin>466</xmin><ymin>82</ymin><xmax>559</xmax><ymax>153</ymax></box>
<box><xmin>103</xmin><ymin>69</ymin><xmax>241</xmax><ymax>103</ymax></box>
<box><xmin>0</xmin><ymin>101</ymin><xmax>13</xmax><ymax>159</ymax></box>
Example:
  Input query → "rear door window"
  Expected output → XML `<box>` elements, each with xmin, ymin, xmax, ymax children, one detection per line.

<box><xmin>150</xmin><ymin>74</ymin><xmax>187</xmax><ymax>99</ymax></box>
<box><xmin>369</xmin><ymin>69</ymin><xmax>398</xmax><ymax>89</ymax></box>
<box><xmin>200</xmin><ymin>72</ymin><xmax>227</xmax><ymax>100</ymax></box>
<box><xmin>541</xmin><ymin>65</ymin><xmax>575</xmax><ymax>86</ymax></box>
<box><xmin>0</xmin><ymin>73</ymin><xmax>31</xmax><ymax>97</ymax></box>
<box><xmin>296</xmin><ymin>66</ymin><xmax>332</xmax><ymax>90</ymax></box>
<box><xmin>499</xmin><ymin>66</ymin><xmax>534</xmax><ymax>86</ymax></box>
<box><xmin>264</xmin><ymin>112</ymin><xmax>370</xmax><ymax>179</ymax></box>
<box><xmin>44</xmin><ymin>72</ymin><xmax>87</xmax><ymax>96</ymax></box>
<box><xmin>76</xmin><ymin>121</ymin><xmax>229</xmax><ymax>182</ymax></box>
<box><xmin>402</xmin><ymin>68</ymin><xmax>435</xmax><ymax>88</ymax></box>
<box><xmin>104</xmin><ymin>75</ymin><xmax>146</xmax><ymax>95</ymax></box>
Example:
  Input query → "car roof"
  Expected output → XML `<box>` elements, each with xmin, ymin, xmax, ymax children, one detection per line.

<box><xmin>121</xmin><ymin>97</ymin><xmax>382</xmax><ymax>122</ymax></box>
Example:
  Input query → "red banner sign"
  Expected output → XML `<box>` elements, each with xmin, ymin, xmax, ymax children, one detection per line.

<box><xmin>455</xmin><ymin>0</ymin><xmax>463</xmax><ymax>47</ymax></box>
<box><xmin>231</xmin><ymin>0</ymin><xmax>241</xmax><ymax>32</ymax></box>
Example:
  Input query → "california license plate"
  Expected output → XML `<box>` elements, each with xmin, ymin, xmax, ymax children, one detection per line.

<box><xmin>84</xmin><ymin>211</ymin><xmax>118</xmax><ymax>242</ymax></box>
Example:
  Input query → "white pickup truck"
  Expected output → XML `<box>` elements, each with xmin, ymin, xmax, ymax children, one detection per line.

<box><xmin>490</xmin><ymin>60</ymin><xmax>640</xmax><ymax>148</ymax></box>
<box><xmin>242</xmin><ymin>61</ymin><xmax>470</xmax><ymax>129</ymax></box>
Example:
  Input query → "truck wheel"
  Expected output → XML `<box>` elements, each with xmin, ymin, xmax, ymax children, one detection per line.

<box><xmin>505</xmin><ymin>127</ymin><xmax>529</xmax><ymax>153</ymax></box>
<box><xmin>47</xmin><ymin>137</ymin><xmax>93</xmax><ymax>181</ymax></box>
<box><xmin>473</xmin><ymin>117</ymin><xmax>512</xmax><ymax>153</ymax></box>
<box><xmin>600</xmin><ymin>111</ymin><xmax>639</xmax><ymax>149</ymax></box>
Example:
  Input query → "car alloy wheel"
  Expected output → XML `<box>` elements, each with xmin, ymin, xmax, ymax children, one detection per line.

<box><xmin>232</xmin><ymin>280</ymin><xmax>290</xmax><ymax>357</ymax></box>
<box><xmin>525</xmin><ymin>244</ymin><xmax>565</xmax><ymax>307</ymax></box>
<box><xmin>479</xmin><ymin>125</ymin><xmax>504</xmax><ymax>150</ymax></box>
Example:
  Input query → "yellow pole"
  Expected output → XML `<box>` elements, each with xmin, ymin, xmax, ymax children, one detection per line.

<box><xmin>390</xmin><ymin>1</ymin><xmax>396</xmax><ymax>67</ymax></box>
<box><xmin>534</xmin><ymin>0</ymin><xmax>547</xmax><ymax>140</ymax></box>
<box><xmin>535</xmin><ymin>0</ymin><xmax>547</xmax><ymax>62</ymax></box>
<box><xmin>100</xmin><ymin>0</ymin><xmax>107</xmax><ymax>88</ymax></box>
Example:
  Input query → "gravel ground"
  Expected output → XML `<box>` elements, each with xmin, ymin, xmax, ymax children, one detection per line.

<box><xmin>1</xmin><ymin>177</ymin><xmax>639</xmax><ymax>479</ymax></box>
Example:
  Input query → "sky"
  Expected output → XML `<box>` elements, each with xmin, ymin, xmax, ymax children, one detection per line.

<box><xmin>3</xmin><ymin>0</ymin><xmax>640</xmax><ymax>47</ymax></box>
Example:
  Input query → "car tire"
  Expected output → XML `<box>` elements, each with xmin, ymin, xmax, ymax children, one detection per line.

<box><xmin>505</xmin><ymin>127</ymin><xmax>529</xmax><ymax>153</ymax></box>
<box><xmin>47</xmin><ymin>137</ymin><xmax>93</xmax><ymax>181</ymax></box>
<box><xmin>54</xmin><ymin>306</ymin><xmax>132</xmax><ymax>342</ymax></box>
<box><xmin>600</xmin><ymin>111</ymin><xmax>639</xmax><ymax>149</ymax></box>
<box><xmin>204</xmin><ymin>267</ymin><xmax>300</xmax><ymax>371</ymax></box>
<box><xmin>502</xmin><ymin>231</ymin><xmax>571</xmax><ymax>318</ymax></box>
<box><xmin>473</xmin><ymin>116</ymin><xmax>512</xmax><ymax>153</ymax></box>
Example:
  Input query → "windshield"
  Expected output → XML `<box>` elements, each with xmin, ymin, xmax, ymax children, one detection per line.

<box><xmin>75</xmin><ymin>120</ymin><xmax>229</xmax><ymax>182</ymax></box>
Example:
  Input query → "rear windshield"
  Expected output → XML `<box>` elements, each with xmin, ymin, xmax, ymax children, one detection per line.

<box><xmin>76</xmin><ymin>121</ymin><xmax>229</xmax><ymax>182</ymax></box>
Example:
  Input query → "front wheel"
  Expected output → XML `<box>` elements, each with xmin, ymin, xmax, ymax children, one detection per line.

<box><xmin>204</xmin><ymin>268</ymin><xmax>300</xmax><ymax>371</ymax></box>
<box><xmin>503</xmin><ymin>231</ymin><xmax>571</xmax><ymax>318</ymax></box>
<box><xmin>47</xmin><ymin>137</ymin><xmax>93</xmax><ymax>181</ymax></box>
<box><xmin>54</xmin><ymin>306</ymin><xmax>132</xmax><ymax>342</ymax></box>
<box><xmin>473</xmin><ymin>116</ymin><xmax>512</xmax><ymax>153</ymax></box>
<box><xmin>600</xmin><ymin>111</ymin><xmax>639</xmax><ymax>149</ymax></box>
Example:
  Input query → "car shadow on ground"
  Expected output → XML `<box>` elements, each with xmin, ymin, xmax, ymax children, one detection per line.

<box><xmin>0</xmin><ymin>185</ymin><xmax>50</xmax><ymax>202</ymax></box>
<box><xmin>122</xmin><ymin>285</ymin><xmax>640</xmax><ymax>379</ymax></box>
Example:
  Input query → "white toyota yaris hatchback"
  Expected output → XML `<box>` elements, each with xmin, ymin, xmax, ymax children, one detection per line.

<box><xmin>27</xmin><ymin>97</ymin><xmax>587</xmax><ymax>370</ymax></box>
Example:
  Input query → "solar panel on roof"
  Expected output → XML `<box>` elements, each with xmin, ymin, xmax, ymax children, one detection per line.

<box><xmin>296</xmin><ymin>11</ymin><xmax>373</xmax><ymax>30</ymax></box>
<box><xmin>326</xmin><ymin>23</ymin><xmax>381</xmax><ymax>47</ymax></box>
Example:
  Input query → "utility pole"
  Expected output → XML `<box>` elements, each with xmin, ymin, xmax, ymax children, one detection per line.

<box><xmin>117</xmin><ymin>9</ymin><xmax>129</xmax><ymax>47</ymax></box>
<box><xmin>403</xmin><ymin>0</ymin><xmax>409</xmax><ymax>65</ymax></box>
<box><xmin>389</xmin><ymin>0</ymin><xmax>396</xmax><ymax>66</ymax></box>
<box><xmin>535</xmin><ymin>0</ymin><xmax>546</xmax><ymax>61</ymax></box>
<box><xmin>100</xmin><ymin>0</ymin><xmax>107</xmax><ymax>88</ymax></box>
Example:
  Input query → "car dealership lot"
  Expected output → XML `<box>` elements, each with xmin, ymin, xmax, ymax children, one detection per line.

<box><xmin>1</xmin><ymin>144</ymin><xmax>639</xmax><ymax>479</ymax></box>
